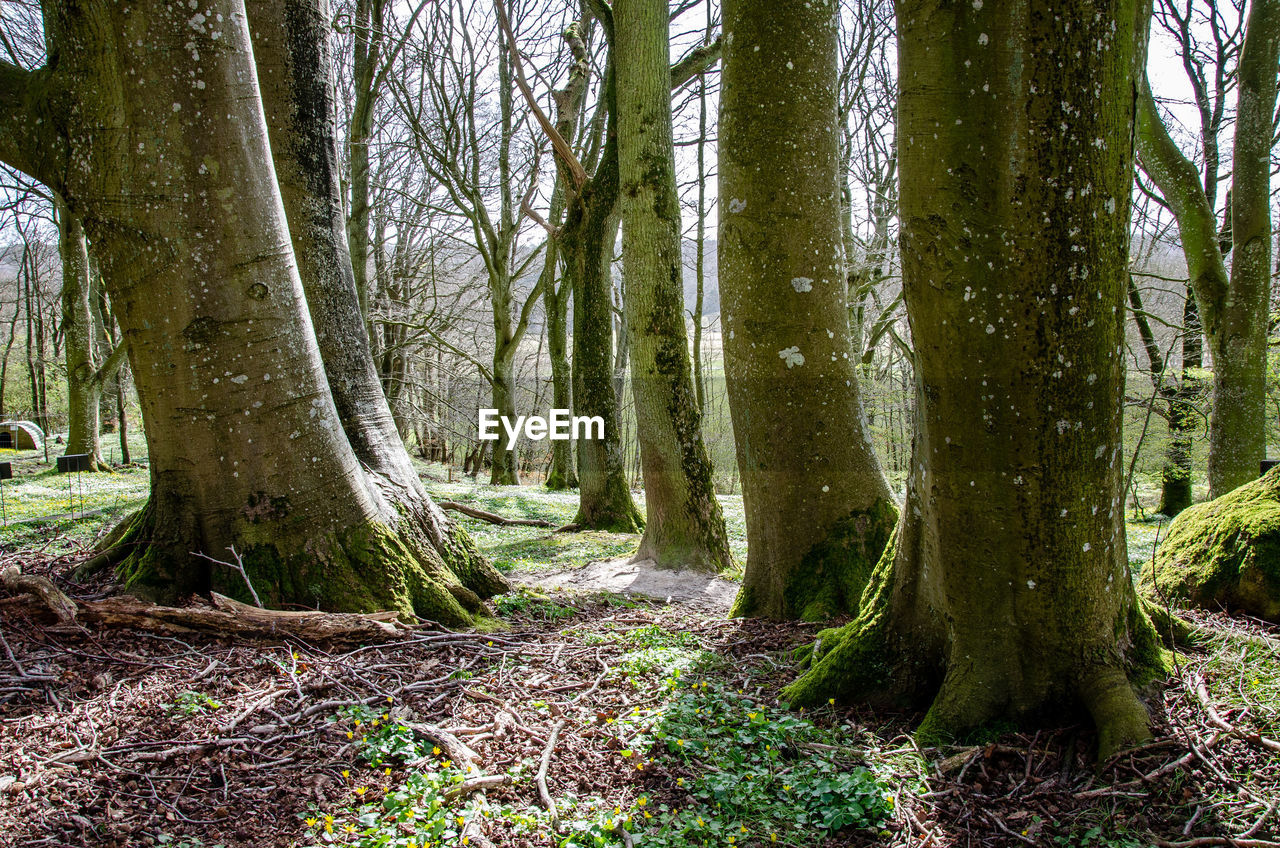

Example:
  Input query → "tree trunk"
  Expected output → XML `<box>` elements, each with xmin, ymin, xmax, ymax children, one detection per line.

<box><xmin>560</xmin><ymin>49</ymin><xmax>644</xmax><ymax>533</ymax></box>
<box><xmin>346</xmin><ymin>0</ymin><xmax>383</xmax><ymax>339</ymax></box>
<box><xmin>719</xmin><ymin>0</ymin><xmax>895</xmax><ymax>619</ymax></box>
<box><xmin>246</xmin><ymin>0</ymin><xmax>505</xmax><ymax>600</ymax></box>
<box><xmin>58</xmin><ymin>204</ymin><xmax>109</xmax><ymax>470</ymax></box>
<box><xmin>0</xmin><ymin>0</ymin><xmax>501</xmax><ymax>625</ymax></box>
<box><xmin>489</xmin><ymin>345</ymin><xmax>521</xmax><ymax>485</ymax></box>
<box><xmin>1160</xmin><ymin>294</ymin><xmax>1203</xmax><ymax>517</ymax></box>
<box><xmin>1218</xmin><ymin>0</ymin><xmax>1280</xmax><ymax>491</ymax></box>
<box><xmin>542</xmin><ymin>232</ymin><xmax>578</xmax><ymax>490</ymax></box>
<box><xmin>1135</xmin><ymin>0</ymin><xmax>1280</xmax><ymax>496</ymax></box>
<box><xmin>615</xmin><ymin>0</ymin><xmax>732</xmax><ymax>572</ymax></box>
<box><xmin>787</xmin><ymin>0</ymin><xmax>1163</xmax><ymax>758</ymax></box>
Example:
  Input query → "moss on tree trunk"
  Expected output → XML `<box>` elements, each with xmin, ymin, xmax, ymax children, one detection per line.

<box><xmin>615</xmin><ymin>0</ymin><xmax>733</xmax><ymax>572</ymax></box>
<box><xmin>786</xmin><ymin>0</ymin><xmax>1165</xmax><ymax>758</ymax></box>
<box><xmin>4</xmin><ymin>0</ymin><xmax>504</xmax><ymax>627</ymax></box>
<box><xmin>719</xmin><ymin>0</ymin><xmax>895</xmax><ymax>617</ymax></box>
<box><xmin>561</xmin><ymin>53</ymin><xmax>643</xmax><ymax>534</ymax></box>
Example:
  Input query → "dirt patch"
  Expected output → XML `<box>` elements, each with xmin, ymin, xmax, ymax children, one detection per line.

<box><xmin>513</xmin><ymin>557</ymin><xmax>739</xmax><ymax>611</ymax></box>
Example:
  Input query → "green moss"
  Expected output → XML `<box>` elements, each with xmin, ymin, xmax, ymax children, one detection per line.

<box><xmin>783</xmin><ymin>528</ymin><xmax>899</xmax><ymax>706</ymax></box>
<box><xmin>1142</xmin><ymin>467</ymin><xmax>1280</xmax><ymax>621</ymax></box>
<box><xmin>112</xmin><ymin>502</ymin><xmax>477</xmax><ymax>627</ymax></box>
<box><xmin>783</xmin><ymin>498</ymin><xmax>897</xmax><ymax>621</ymax></box>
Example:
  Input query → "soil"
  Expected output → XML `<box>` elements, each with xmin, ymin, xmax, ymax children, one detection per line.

<box><xmin>0</xmin><ymin>549</ymin><xmax>1277</xmax><ymax>848</ymax></box>
<box><xmin>514</xmin><ymin>557</ymin><xmax>739</xmax><ymax>611</ymax></box>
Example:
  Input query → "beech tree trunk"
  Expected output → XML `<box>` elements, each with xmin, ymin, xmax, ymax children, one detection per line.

<box><xmin>719</xmin><ymin>0</ymin><xmax>895</xmax><ymax>618</ymax></box>
<box><xmin>615</xmin><ymin>0</ymin><xmax>732</xmax><ymax>572</ymax></box>
<box><xmin>1136</xmin><ymin>0</ymin><xmax>1280</xmax><ymax>497</ymax></box>
<box><xmin>245</xmin><ymin>0</ymin><xmax>502</xmax><ymax>602</ymax></box>
<box><xmin>1</xmin><ymin>0</ymin><xmax>502</xmax><ymax>625</ymax></box>
<box><xmin>786</xmin><ymin>0</ymin><xmax>1164</xmax><ymax>758</ymax></box>
<box><xmin>58</xmin><ymin>203</ymin><xmax>126</xmax><ymax>471</ymax></box>
<box><xmin>558</xmin><ymin>15</ymin><xmax>643</xmax><ymax>533</ymax></box>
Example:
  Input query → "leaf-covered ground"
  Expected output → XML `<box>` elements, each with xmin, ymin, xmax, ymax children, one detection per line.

<box><xmin>0</xmin><ymin>464</ymin><xmax>1277</xmax><ymax>848</ymax></box>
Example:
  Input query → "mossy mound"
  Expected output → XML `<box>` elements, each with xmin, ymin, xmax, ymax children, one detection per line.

<box><xmin>1141</xmin><ymin>467</ymin><xmax>1280</xmax><ymax>621</ymax></box>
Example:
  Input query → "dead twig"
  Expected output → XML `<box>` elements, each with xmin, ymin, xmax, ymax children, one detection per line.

<box><xmin>191</xmin><ymin>546</ymin><xmax>262</xmax><ymax>608</ymax></box>
<box><xmin>537</xmin><ymin>719</ymin><xmax>566</xmax><ymax>829</ymax></box>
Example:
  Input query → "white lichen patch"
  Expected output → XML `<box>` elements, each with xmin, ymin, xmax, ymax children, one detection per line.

<box><xmin>778</xmin><ymin>346</ymin><xmax>805</xmax><ymax>368</ymax></box>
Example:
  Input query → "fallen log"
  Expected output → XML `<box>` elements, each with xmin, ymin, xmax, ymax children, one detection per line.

<box><xmin>437</xmin><ymin>500</ymin><xmax>555</xmax><ymax>528</ymax></box>
<box><xmin>1</xmin><ymin>565</ymin><xmax>420</xmax><ymax>642</ymax></box>
<box><xmin>0</xmin><ymin>566</ymin><xmax>78</xmax><ymax>623</ymax></box>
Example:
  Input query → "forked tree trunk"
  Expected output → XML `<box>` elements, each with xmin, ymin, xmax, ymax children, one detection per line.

<box><xmin>1135</xmin><ymin>0</ymin><xmax>1280</xmax><ymax>497</ymax></box>
<box><xmin>615</xmin><ymin>0</ymin><xmax>732</xmax><ymax>572</ymax></box>
<box><xmin>1</xmin><ymin>0</ymin><xmax>502</xmax><ymax>625</ymax></box>
<box><xmin>246</xmin><ymin>0</ymin><xmax>504</xmax><ymax>604</ymax></box>
<box><xmin>719</xmin><ymin>0</ymin><xmax>895</xmax><ymax>619</ymax></box>
<box><xmin>786</xmin><ymin>0</ymin><xmax>1163</xmax><ymax>758</ymax></box>
<box><xmin>561</xmin><ymin>51</ymin><xmax>644</xmax><ymax>533</ymax></box>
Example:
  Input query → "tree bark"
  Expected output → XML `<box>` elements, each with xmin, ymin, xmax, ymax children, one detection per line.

<box><xmin>246</xmin><ymin>0</ymin><xmax>506</xmax><ymax>602</ymax></box>
<box><xmin>541</xmin><ymin>225</ymin><xmax>577</xmax><ymax>490</ymax></box>
<box><xmin>1</xmin><ymin>0</ymin><xmax>502</xmax><ymax>625</ymax></box>
<box><xmin>557</xmin><ymin>15</ymin><xmax>643</xmax><ymax>533</ymax></box>
<box><xmin>615</xmin><ymin>0</ymin><xmax>732</xmax><ymax>572</ymax></box>
<box><xmin>787</xmin><ymin>0</ymin><xmax>1163</xmax><ymax>759</ymax></box>
<box><xmin>58</xmin><ymin>202</ymin><xmax>126</xmax><ymax>470</ymax></box>
<box><xmin>1135</xmin><ymin>0</ymin><xmax>1280</xmax><ymax>496</ymax></box>
<box><xmin>719</xmin><ymin>0</ymin><xmax>895</xmax><ymax>618</ymax></box>
<box><xmin>346</xmin><ymin>0</ymin><xmax>383</xmax><ymax>339</ymax></box>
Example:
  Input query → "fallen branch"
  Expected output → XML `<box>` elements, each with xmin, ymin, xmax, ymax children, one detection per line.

<box><xmin>537</xmin><ymin>719</ymin><xmax>566</xmax><ymax>829</ymax></box>
<box><xmin>443</xmin><ymin>774</ymin><xmax>509</xmax><ymax>801</ymax></box>
<box><xmin>4</xmin><ymin>572</ymin><xmax>418</xmax><ymax>642</ymax></box>
<box><xmin>437</xmin><ymin>501</ymin><xmax>555</xmax><ymax>528</ymax></box>
<box><xmin>404</xmin><ymin>722</ymin><xmax>479</xmax><ymax>770</ymax></box>
<box><xmin>1194</xmin><ymin>676</ymin><xmax>1280</xmax><ymax>753</ymax></box>
<box><xmin>0</xmin><ymin>565</ymin><xmax>77</xmax><ymax>623</ymax></box>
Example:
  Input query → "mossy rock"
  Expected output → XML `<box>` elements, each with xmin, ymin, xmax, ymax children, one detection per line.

<box><xmin>1141</xmin><ymin>467</ymin><xmax>1280</xmax><ymax>621</ymax></box>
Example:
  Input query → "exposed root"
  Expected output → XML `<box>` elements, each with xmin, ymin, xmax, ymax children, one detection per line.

<box><xmin>1078</xmin><ymin>664</ymin><xmax>1153</xmax><ymax>759</ymax></box>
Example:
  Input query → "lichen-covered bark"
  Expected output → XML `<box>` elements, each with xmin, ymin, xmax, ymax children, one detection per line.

<box><xmin>1135</xmin><ymin>0</ymin><xmax>1280</xmax><ymax>497</ymax></box>
<box><xmin>615</xmin><ymin>0</ymin><xmax>732</xmax><ymax>572</ymax></box>
<box><xmin>719</xmin><ymin>0</ymin><xmax>895</xmax><ymax>617</ymax></box>
<box><xmin>788</xmin><ymin>0</ymin><xmax>1164</xmax><ymax>758</ymax></box>
<box><xmin>3</xmin><ymin>0</ymin><xmax>500</xmax><ymax>624</ymax></box>
<box><xmin>559</xmin><ymin>32</ymin><xmax>643</xmax><ymax>534</ymax></box>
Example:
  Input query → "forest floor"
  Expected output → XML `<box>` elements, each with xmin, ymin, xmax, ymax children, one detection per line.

<box><xmin>0</xmin><ymin>449</ymin><xmax>1277</xmax><ymax>848</ymax></box>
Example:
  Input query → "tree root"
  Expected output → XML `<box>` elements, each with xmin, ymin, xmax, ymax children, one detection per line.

<box><xmin>1078</xmin><ymin>664</ymin><xmax>1153</xmax><ymax>759</ymax></box>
